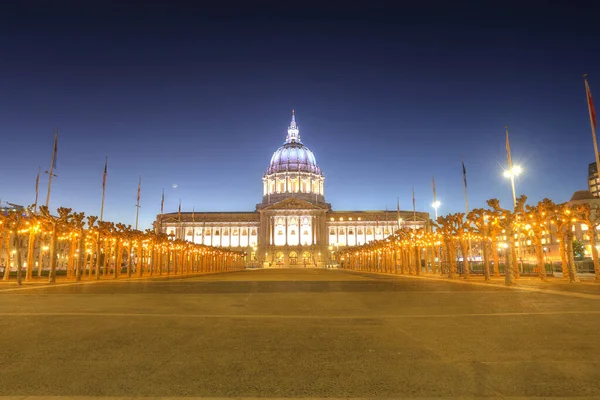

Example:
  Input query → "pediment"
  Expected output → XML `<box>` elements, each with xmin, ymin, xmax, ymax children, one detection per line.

<box><xmin>262</xmin><ymin>197</ymin><xmax>324</xmax><ymax>211</ymax></box>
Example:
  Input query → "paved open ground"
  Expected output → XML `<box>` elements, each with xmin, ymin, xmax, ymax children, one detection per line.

<box><xmin>1</xmin><ymin>269</ymin><xmax>600</xmax><ymax>399</ymax></box>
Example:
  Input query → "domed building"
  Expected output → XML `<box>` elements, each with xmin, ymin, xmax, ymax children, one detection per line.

<box><xmin>158</xmin><ymin>111</ymin><xmax>430</xmax><ymax>267</ymax></box>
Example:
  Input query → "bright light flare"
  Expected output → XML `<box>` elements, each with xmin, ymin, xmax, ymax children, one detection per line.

<box><xmin>503</xmin><ymin>165</ymin><xmax>522</xmax><ymax>178</ymax></box>
<box><xmin>432</xmin><ymin>201</ymin><xmax>441</xmax><ymax>209</ymax></box>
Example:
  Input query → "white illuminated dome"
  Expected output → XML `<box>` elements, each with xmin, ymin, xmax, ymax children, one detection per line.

<box><xmin>266</xmin><ymin>111</ymin><xmax>322</xmax><ymax>175</ymax></box>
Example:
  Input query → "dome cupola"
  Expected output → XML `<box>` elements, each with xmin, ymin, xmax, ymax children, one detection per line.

<box><xmin>262</xmin><ymin>110</ymin><xmax>325</xmax><ymax>205</ymax></box>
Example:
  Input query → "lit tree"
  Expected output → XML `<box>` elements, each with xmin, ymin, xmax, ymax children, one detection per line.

<box><xmin>573</xmin><ymin>203</ymin><xmax>600</xmax><ymax>281</ymax></box>
<box><xmin>547</xmin><ymin>201</ymin><xmax>579</xmax><ymax>282</ymax></box>
<box><xmin>487</xmin><ymin>196</ymin><xmax>526</xmax><ymax>285</ymax></box>
<box><xmin>435</xmin><ymin>214</ymin><xmax>459</xmax><ymax>278</ymax></box>
<box><xmin>521</xmin><ymin>199</ymin><xmax>552</xmax><ymax>280</ymax></box>
<box><xmin>468</xmin><ymin>208</ymin><xmax>491</xmax><ymax>281</ymax></box>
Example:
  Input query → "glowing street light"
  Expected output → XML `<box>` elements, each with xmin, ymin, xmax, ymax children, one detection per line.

<box><xmin>431</xmin><ymin>201</ymin><xmax>441</xmax><ymax>220</ymax></box>
<box><xmin>503</xmin><ymin>165</ymin><xmax>522</xmax><ymax>207</ymax></box>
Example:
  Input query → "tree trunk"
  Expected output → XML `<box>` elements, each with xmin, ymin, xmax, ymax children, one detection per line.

<box><xmin>95</xmin><ymin>235</ymin><xmax>102</xmax><ymax>279</ymax></box>
<box><xmin>48</xmin><ymin>227</ymin><xmax>58</xmax><ymax>283</ymax></box>
<box><xmin>26</xmin><ymin>229</ymin><xmax>36</xmax><ymax>281</ymax></box>
<box><xmin>566</xmin><ymin>231</ymin><xmax>579</xmax><ymax>283</ymax></box>
<box><xmin>534</xmin><ymin>234</ymin><xmax>547</xmax><ymax>280</ymax></box>
<box><xmin>68</xmin><ymin>237</ymin><xmax>76</xmax><ymax>279</ymax></box>
<box><xmin>482</xmin><ymin>238</ymin><xmax>490</xmax><ymax>281</ymax></box>
<box><xmin>114</xmin><ymin>242</ymin><xmax>122</xmax><ymax>278</ymax></box>
<box><xmin>414</xmin><ymin>246</ymin><xmax>420</xmax><ymax>276</ymax></box>
<box><xmin>590</xmin><ymin>229</ymin><xmax>600</xmax><ymax>281</ymax></box>
<box><xmin>2</xmin><ymin>234</ymin><xmax>10</xmax><ymax>281</ymax></box>
<box><xmin>37</xmin><ymin>236</ymin><xmax>45</xmax><ymax>277</ymax></box>
<box><xmin>511</xmin><ymin>245</ymin><xmax>520</xmax><ymax>280</ymax></box>
<box><xmin>505</xmin><ymin>231</ymin><xmax>515</xmax><ymax>285</ymax></box>
<box><xmin>460</xmin><ymin>239</ymin><xmax>470</xmax><ymax>278</ymax></box>
<box><xmin>491</xmin><ymin>235</ymin><xmax>500</xmax><ymax>276</ymax></box>
<box><xmin>15</xmin><ymin>231</ymin><xmax>23</xmax><ymax>285</ymax></box>
<box><xmin>137</xmin><ymin>242</ymin><xmax>143</xmax><ymax>277</ymax></box>
<box><xmin>559</xmin><ymin>233</ymin><xmax>569</xmax><ymax>279</ymax></box>
<box><xmin>447</xmin><ymin>240</ymin><xmax>457</xmax><ymax>278</ymax></box>
<box><xmin>76</xmin><ymin>232</ymin><xmax>84</xmax><ymax>281</ymax></box>
<box><xmin>126</xmin><ymin>244</ymin><xmax>132</xmax><ymax>277</ymax></box>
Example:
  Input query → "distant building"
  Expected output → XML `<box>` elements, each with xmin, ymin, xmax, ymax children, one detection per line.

<box><xmin>158</xmin><ymin>111</ymin><xmax>430</xmax><ymax>267</ymax></box>
<box><xmin>587</xmin><ymin>162</ymin><xmax>599</xmax><ymax>198</ymax></box>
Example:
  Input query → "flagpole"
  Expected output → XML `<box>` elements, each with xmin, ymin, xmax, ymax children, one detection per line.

<box><xmin>505</xmin><ymin>127</ymin><xmax>517</xmax><ymax>207</ymax></box>
<box><xmin>160</xmin><ymin>189</ymin><xmax>165</xmax><ymax>234</ymax></box>
<box><xmin>34</xmin><ymin>166</ymin><xmax>41</xmax><ymax>213</ymax></box>
<box><xmin>584</xmin><ymin>74</ymin><xmax>600</xmax><ymax>187</ymax></box>
<box><xmin>432</xmin><ymin>174</ymin><xmax>439</xmax><ymax>220</ymax></box>
<box><xmin>135</xmin><ymin>175</ymin><xmax>141</xmax><ymax>230</ymax></box>
<box><xmin>100</xmin><ymin>157</ymin><xmax>108</xmax><ymax>222</ymax></box>
<box><xmin>178</xmin><ymin>198</ymin><xmax>182</xmax><ymax>240</ymax></box>
<box><xmin>412</xmin><ymin>187</ymin><xmax>416</xmax><ymax>224</ymax></box>
<box><xmin>462</xmin><ymin>159</ymin><xmax>472</xmax><ymax>262</ymax></box>
<box><xmin>44</xmin><ymin>129</ymin><xmax>58</xmax><ymax>208</ymax></box>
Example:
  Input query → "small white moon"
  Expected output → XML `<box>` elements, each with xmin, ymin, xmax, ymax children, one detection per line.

<box><xmin>172</xmin><ymin>184</ymin><xmax>178</xmax><ymax>189</ymax></box>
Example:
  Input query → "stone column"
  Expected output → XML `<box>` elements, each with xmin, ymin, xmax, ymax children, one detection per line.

<box><xmin>285</xmin><ymin>216</ymin><xmax>289</xmax><ymax>246</ymax></box>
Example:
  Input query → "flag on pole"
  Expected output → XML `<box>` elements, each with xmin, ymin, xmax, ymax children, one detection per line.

<box><xmin>160</xmin><ymin>189</ymin><xmax>165</xmax><ymax>215</ymax></box>
<box><xmin>585</xmin><ymin>75</ymin><xmax>597</xmax><ymax>128</ymax></box>
<box><xmin>412</xmin><ymin>187</ymin><xmax>416</xmax><ymax>211</ymax></box>
<box><xmin>432</xmin><ymin>174</ymin><xmax>437</xmax><ymax>201</ymax></box>
<box><xmin>462</xmin><ymin>160</ymin><xmax>467</xmax><ymax>189</ymax></box>
<box><xmin>102</xmin><ymin>157</ymin><xmax>108</xmax><ymax>188</ymax></box>
<box><xmin>178</xmin><ymin>199</ymin><xmax>182</xmax><ymax>222</ymax></box>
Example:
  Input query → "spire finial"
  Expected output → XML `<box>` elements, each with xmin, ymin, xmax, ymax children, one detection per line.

<box><xmin>285</xmin><ymin>109</ymin><xmax>301</xmax><ymax>143</ymax></box>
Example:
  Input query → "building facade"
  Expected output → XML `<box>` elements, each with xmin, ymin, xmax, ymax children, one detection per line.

<box><xmin>158</xmin><ymin>111</ymin><xmax>429</xmax><ymax>267</ymax></box>
<box><xmin>587</xmin><ymin>162</ymin><xmax>599</xmax><ymax>198</ymax></box>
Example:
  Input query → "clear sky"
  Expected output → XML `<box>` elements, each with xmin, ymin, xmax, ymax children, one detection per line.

<box><xmin>1</xmin><ymin>1</ymin><xmax>599</xmax><ymax>229</ymax></box>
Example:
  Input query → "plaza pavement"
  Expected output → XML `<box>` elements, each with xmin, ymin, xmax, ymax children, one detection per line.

<box><xmin>1</xmin><ymin>268</ymin><xmax>600</xmax><ymax>399</ymax></box>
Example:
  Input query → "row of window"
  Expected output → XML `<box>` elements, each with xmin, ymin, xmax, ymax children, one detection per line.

<box><xmin>276</xmin><ymin>229</ymin><xmax>310</xmax><ymax>236</ymax></box>
<box><xmin>177</xmin><ymin>228</ymin><xmax>258</xmax><ymax>237</ymax></box>
<box><xmin>329</xmin><ymin>227</ymin><xmax>391</xmax><ymax>236</ymax></box>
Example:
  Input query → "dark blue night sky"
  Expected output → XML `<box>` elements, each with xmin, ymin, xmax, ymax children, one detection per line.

<box><xmin>1</xmin><ymin>1</ymin><xmax>599</xmax><ymax>229</ymax></box>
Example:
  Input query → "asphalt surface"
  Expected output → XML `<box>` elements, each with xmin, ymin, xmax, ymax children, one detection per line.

<box><xmin>1</xmin><ymin>268</ymin><xmax>600</xmax><ymax>399</ymax></box>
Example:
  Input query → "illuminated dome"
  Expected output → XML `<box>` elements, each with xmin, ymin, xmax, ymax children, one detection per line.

<box><xmin>262</xmin><ymin>110</ymin><xmax>325</xmax><ymax>206</ymax></box>
<box><xmin>266</xmin><ymin>111</ymin><xmax>322</xmax><ymax>174</ymax></box>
